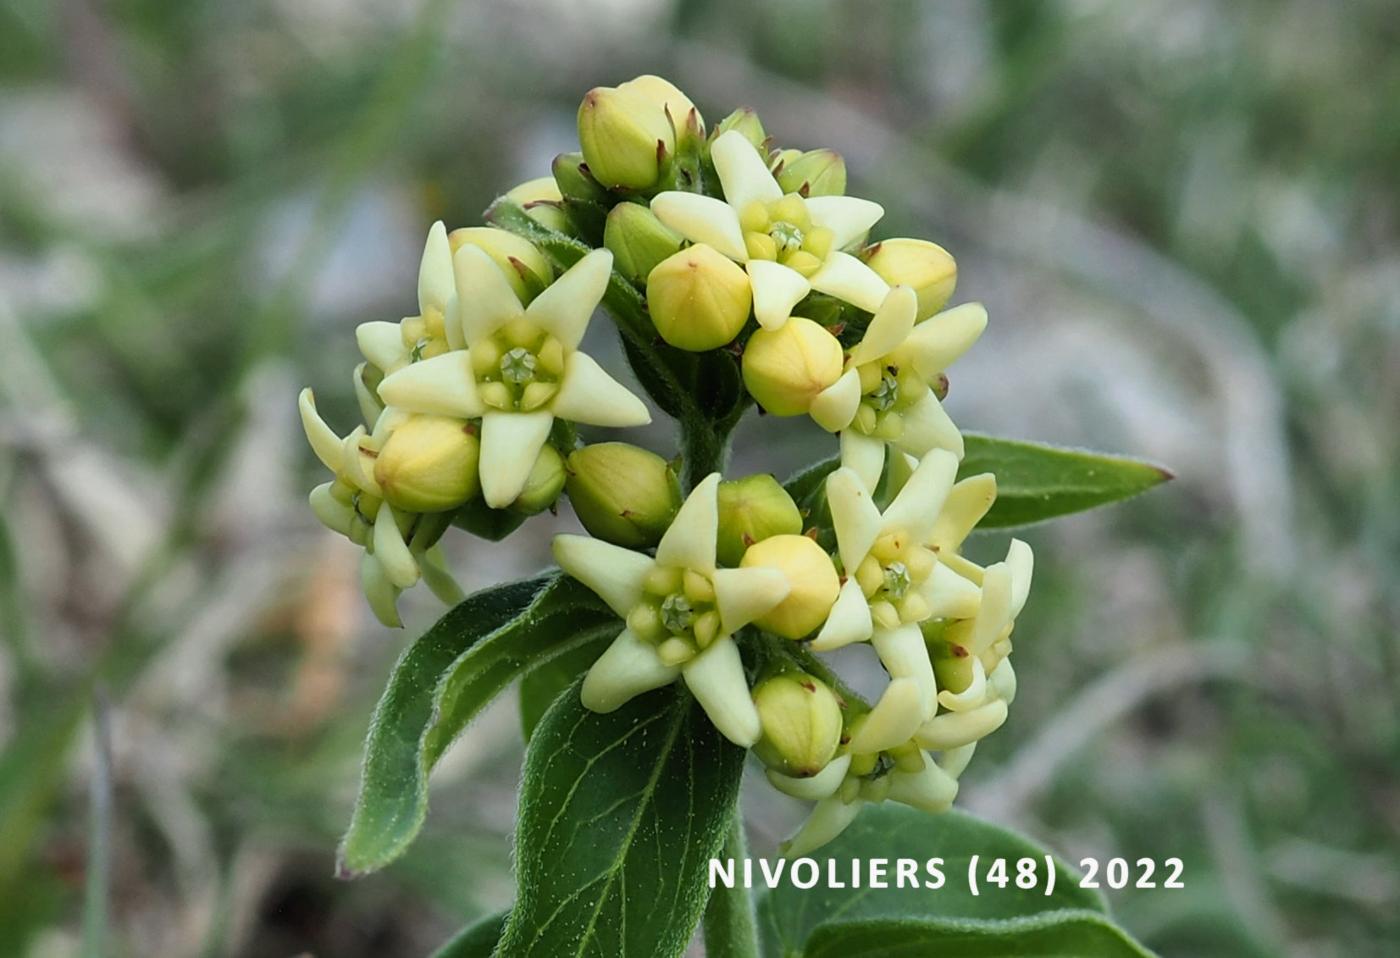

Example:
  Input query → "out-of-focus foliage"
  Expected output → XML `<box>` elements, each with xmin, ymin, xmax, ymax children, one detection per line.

<box><xmin>0</xmin><ymin>1</ymin><xmax>1394</xmax><ymax>955</ymax></box>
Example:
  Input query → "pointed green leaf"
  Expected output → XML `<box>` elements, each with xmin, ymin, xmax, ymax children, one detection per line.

<box><xmin>959</xmin><ymin>433</ymin><xmax>1171</xmax><ymax>528</ymax></box>
<box><xmin>430</xmin><ymin>910</ymin><xmax>509</xmax><ymax>958</ymax></box>
<box><xmin>758</xmin><ymin>805</ymin><xmax>1106</xmax><ymax>957</ymax></box>
<box><xmin>803</xmin><ymin>912</ymin><xmax>1156</xmax><ymax>957</ymax></box>
<box><xmin>497</xmin><ymin>682</ymin><xmax>745</xmax><ymax>957</ymax></box>
<box><xmin>338</xmin><ymin>574</ymin><xmax>617</xmax><ymax>877</ymax></box>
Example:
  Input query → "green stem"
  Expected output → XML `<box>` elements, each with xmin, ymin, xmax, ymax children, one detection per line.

<box><xmin>702</xmin><ymin>813</ymin><xmax>761</xmax><ymax>958</ymax></box>
<box><xmin>681</xmin><ymin>418</ymin><xmax>730</xmax><ymax>490</ymax></box>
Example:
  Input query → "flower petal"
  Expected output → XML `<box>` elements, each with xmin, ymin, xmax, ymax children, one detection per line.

<box><xmin>710</xmin><ymin>130</ymin><xmax>782</xmax><ymax>212</ymax></box>
<box><xmin>377</xmin><ymin>351</ymin><xmax>485</xmax><ymax>419</ymax></box>
<box><xmin>809</xmin><ymin>251</ymin><xmax>889</xmax><ymax>312</ymax></box>
<box><xmin>847</xmin><ymin>677</ymin><xmax>925</xmax><ymax>754</ymax></box>
<box><xmin>930</xmin><ymin>474</ymin><xmax>996</xmax><ymax>553</ymax></box>
<box><xmin>781</xmin><ymin>795</ymin><xmax>863</xmax><ymax>858</ymax></box>
<box><xmin>360</xmin><ymin>552</ymin><xmax>402</xmax><ymax>628</ymax></box>
<box><xmin>810</xmin><ymin>368</ymin><xmax>861</xmax><ymax>432</ymax></box>
<box><xmin>526</xmin><ymin>248</ymin><xmax>612</xmax><ymax>350</ymax></box>
<box><xmin>580</xmin><ymin>629</ymin><xmax>681</xmax><ymax>713</ymax></box>
<box><xmin>765</xmin><ymin>753</ymin><xmax>852</xmax><ymax>801</ymax></box>
<box><xmin>915</xmin><ymin>698</ymin><xmax>1008</xmax><ymax>751</ymax></box>
<box><xmin>939</xmin><ymin>743</ymin><xmax>977</xmax><ymax>779</ymax></box>
<box><xmin>826</xmin><ymin>466</ymin><xmax>882</xmax><ymax>572</ymax></box>
<box><xmin>887</xmin><ymin>754</ymin><xmax>959</xmax><ymax>812</ymax></box>
<box><xmin>418</xmin><ymin>220</ymin><xmax>455</xmax><ymax>315</ymax></box>
<box><xmin>904</xmin><ymin>302</ymin><xmax>987</xmax><ymax>378</ymax></box>
<box><xmin>712</xmin><ymin>566</ymin><xmax>789</xmax><ymax>634</ymax></box>
<box><xmin>970</xmin><ymin>561</ymin><xmax>1013</xmax><ymax>654</ymax></box>
<box><xmin>454</xmin><ymin>244</ymin><xmax>524</xmax><ymax>347</ymax></box>
<box><xmin>551</xmin><ymin>352</ymin><xmax>651</xmax><ymax>427</ymax></box>
<box><xmin>309</xmin><ymin>482</ymin><xmax>354</xmax><ymax>536</ymax></box>
<box><xmin>1006</xmin><ymin>539</ymin><xmax>1034</xmax><ymax>618</ymax></box>
<box><xmin>356</xmin><ymin>321</ymin><xmax>409</xmax><ymax>372</ymax></box>
<box><xmin>552</xmin><ymin>534</ymin><xmax>653</xmax><ymax>618</ymax></box>
<box><xmin>810</xmin><ymin>577</ymin><xmax>874</xmax><ymax>651</ymax></box>
<box><xmin>353</xmin><ymin>362</ymin><xmax>384</xmax><ymax>425</ymax></box>
<box><xmin>682</xmin><ymin>635</ymin><xmax>760</xmax><ymax>747</ymax></box>
<box><xmin>479</xmin><ymin>410</ymin><xmax>553</xmax><ymax>509</ymax></box>
<box><xmin>847</xmin><ymin>286</ymin><xmax>917</xmax><ymax>367</ymax></box>
<box><xmin>654</xmin><ymin>472</ymin><xmax>720</xmax><ymax>573</ymax></box>
<box><xmin>936</xmin><ymin>656</ymin><xmax>987</xmax><ymax>713</ymax></box>
<box><xmin>418</xmin><ymin>545</ymin><xmax>465</xmax><ymax>605</ymax></box>
<box><xmin>805</xmin><ymin>195</ymin><xmax>884</xmax><ymax>249</ymax></box>
<box><xmin>922</xmin><ymin>562</ymin><xmax>983</xmax><ymax>619</ymax></box>
<box><xmin>298</xmin><ymin>388</ymin><xmax>343</xmax><ymax>472</ymax></box>
<box><xmin>839</xmin><ymin>429</ymin><xmax>887</xmax><ymax>496</ymax></box>
<box><xmin>650</xmin><ymin>193</ymin><xmax>748</xmax><ymax>261</ymax></box>
<box><xmin>882</xmin><ymin>448</ymin><xmax>958</xmax><ymax>540</ymax></box>
<box><xmin>897</xmin><ymin>390</ymin><xmax>965</xmax><ymax>459</ymax></box>
<box><xmin>872</xmin><ymin>622</ymin><xmax>937</xmax><ymax>719</ymax></box>
<box><xmin>373</xmin><ymin>501</ymin><xmax>420</xmax><ymax>589</ymax></box>
<box><xmin>988</xmin><ymin>659</ymin><xmax>1017</xmax><ymax>705</ymax></box>
<box><xmin>747</xmin><ymin>260</ymin><xmax>810</xmax><ymax>330</ymax></box>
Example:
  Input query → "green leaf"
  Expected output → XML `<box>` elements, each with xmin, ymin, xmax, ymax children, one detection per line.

<box><xmin>802</xmin><ymin>912</ymin><xmax>1156</xmax><ymax>957</ymax></box>
<box><xmin>959</xmin><ymin>433</ymin><xmax>1171</xmax><ymax>528</ymax></box>
<box><xmin>758</xmin><ymin>805</ymin><xmax>1106</xmax><ymax>957</ymax></box>
<box><xmin>496</xmin><ymin>682</ymin><xmax>746</xmax><ymax>957</ymax></box>
<box><xmin>517</xmin><ymin>632</ymin><xmax>610</xmax><ymax>741</ymax></box>
<box><xmin>430</xmin><ymin>910</ymin><xmax>509</xmax><ymax>958</ymax></box>
<box><xmin>338</xmin><ymin>573</ymin><xmax>617</xmax><ymax>877</ymax></box>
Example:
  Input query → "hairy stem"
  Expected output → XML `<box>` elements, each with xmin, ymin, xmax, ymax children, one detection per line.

<box><xmin>702</xmin><ymin>812</ymin><xmax>761</xmax><ymax>958</ymax></box>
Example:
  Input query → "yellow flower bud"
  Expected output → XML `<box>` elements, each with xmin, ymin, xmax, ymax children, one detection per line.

<box><xmin>740</xmin><ymin>534</ymin><xmax>840</xmax><ymax>639</ymax></box>
<box><xmin>741</xmin><ymin>317</ymin><xmax>843</xmax><ymax>416</ymax></box>
<box><xmin>618</xmin><ymin>75</ymin><xmax>702</xmax><ymax>138</ymax></box>
<box><xmin>577</xmin><ymin>85</ymin><xmax>674</xmax><ymax>191</ymax></box>
<box><xmin>863</xmin><ymin>238</ymin><xmax>957</xmax><ymax>320</ymax></box>
<box><xmin>604</xmin><ymin>202</ymin><xmax>684</xmax><ymax>285</ymax></box>
<box><xmin>564</xmin><ymin>442</ymin><xmax>682</xmax><ymax>548</ymax></box>
<box><xmin>752</xmin><ymin>672</ymin><xmax>844</xmax><ymax>777</ymax></box>
<box><xmin>712</xmin><ymin>108</ymin><xmax>767</xmax><ymax>151</ymax></box>
<box><xmin>774</xmin><ymin>148</ymin><xmax>847</xmax><ymax>197</ymax></box>
<box><xmin>509</xmin><ymin>444</ymin><xmax>566</xmax><ymax>516</ymax></box>
<box><xmin>645</xmin><ymin>245</ymin><xmax>752</xmax><ymax>351</ymax></box>
<box><xmin>716</xmin><ymin>474</ymin><xmax>803</xmax><ymax>567</ymax></box>
<box><xmin>373</xmin><ymin>415</ymin><xmax>481</xmax><ymax>513</ymax></box>
<box><xmin>505</xmin><ymin>176</ymin><xmax>570</xmax><ymax>234</ymax></box>
<box><xmin>448</xmin><ymin>227</ymin><xmax>554</xmax><ymax>303</ymax></box>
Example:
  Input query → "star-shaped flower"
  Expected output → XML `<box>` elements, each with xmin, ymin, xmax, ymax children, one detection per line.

<box><xmin>552</xmin><ymin>474</ymin><xmax>790</xmax><ymax>747</ymax></box>
<box><xmin>650</xmin><ymin>131</ymin><xmax>889</xmax><ymax>330</ymax></box>
<box><xmin>809</xmin><ymin>285</ymin><xmax>987</xmax><ymax>491</ymax></box>
<box><xmin>355</xmin><ymin>221</ymin><xmax>458</xmax><ymax>375</ymax></box>
<box><xmin>376</xmin><ymin>247</ymin><xmax>650</xmax><ymax>508</ymax></box>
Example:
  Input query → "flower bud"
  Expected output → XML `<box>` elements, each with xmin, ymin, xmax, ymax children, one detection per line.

<box><xmin>505</xmin><ymin>176</ymin><xmax>570</xmax><ymax>234</ymax></box>
<box><xmin>712</xmin><ymin>108</ymin><xmax>766</xmax><ymax>151</ymax></box>
<box><xmin>774</xmin><ymin>148</ymin><xmax>846</xmax><ymax>197</ymax></box>
<box><xmin>752</xmin><ymin>672</ymin><xmax>844</xmax><ymax>777</ymax></box>
<box><xmin>509</xmin><ymin>444</ymin><xmax>567</xmax><ymax>516</ymax></box>
<box><xmin>565</xmin><ymin>442</ymin><xmax>682</xmax><ymax>547</ymax></box>
<box><xmin>604</xmin><ymin>202</ymin><xmax>683</xmax><ymax>285</ymax></box>
<box><xmin>373</xmin><ymin>415</ymin><xmax>481</xmax><ymax>513</ymax></box>
<box><xmin>577</xmin><ymin>85</ymin><xmax>674</xmax><ymax>191</ymax></box>
<box><xmin>619</xmin><ymin>75</ymin><xmax>703</xmax><ymax>142</ymax></box>
<box><xmin>863</xmin><ymin>238</ymin><xmax>957</xmax><ymax>321</ymax></box>
<box><xmin>645</xmin><ymin>245</ymin><xmax>752</xmax><ymax>351</ymax></box>
<box><xmin>740</xmin><ymin>534</ymin><xmax>840</xmax><ymax>639</ymax></box>
<box><xmin>741</xmin><ymin>317</ymin><xmax>843</xmax><ymax>416</ymax></box>
<box><xmin>716</xmin><ymin>474</ymin><xmax>803</xmax><ymax>567</ymax></box>
<box><xmin>448</xmin><ymin>227</ymin><xmax>553</xmax><ymax>304</ymax></box>
<box><xmin>552</xmin><ymin>151</ymin><xmax>611</xmax><ymax>205</ymax></box>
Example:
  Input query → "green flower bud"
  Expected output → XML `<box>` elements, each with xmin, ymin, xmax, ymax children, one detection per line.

<box><xmin>509</xmin><ymin>444</ymin><xmax>567</xmax><ymax>516</ymax></box>
<box><xmin>774</xmin><ymin>148</ymin><xmax>846</xmax><ymax>197</ymax></box>
<box><xmin>716</xmin><ymin>475</ymin><xmax>803</xmax><ymax>567</ymax></box>
<box><xmin>373</xmin><ymin>415</ymin><xmax>481</xmax><ymax>513</ymax></box>
<box><xmin>505</xmin><ymin>176</ymin><xmax>570</xmax><ymax>234</ymax></box>
<box><xmin>741</xmin><ymin>317</ymin><xmax>843</xmax><ymax>416</ymax></box>
<box><xmin>712</xmin><ymin>108</ymin><xmax>767</xmax><ymax>151</ymax></box>
<box><xmin>604</xmin><ymin>202</ymin><xmax>684</xmax><ymax>285</ymax></box>
<box><xmin>552</xmin><ymin>151</ymin><xmax>611</xmax><ymax>205</ymax></box>
<box><xmin>577</xmin><ymin>85</ymin><xmax>674</xmax><ymax>191</ymax></box>
<box><xmin>741</xmin><ymin>534</ymin><xmax>840</xmax><ymax>639</ymax></box>
<box><xmin>448</xmin><ymin>226</ymin><xmax>554</xmax><ymax>303</ymax></box>
<box><xmin>565</xmin><ymin>442</ymin><xmax>682</xmax><ymax>547</ymax></box>
<box><xmin>752</xmin><ymin>672</ymin><xmax>844</xmax><ymax>777</ymax></box>
<box><xmin>930</xmin><ymin>639</ymin><xmax>976</xmax><ymax>695</ymax></box>
<box><xmin>863</xmin><ymin>238</ymin><xmax>958</xmax><ymax>321</ymax></box>
<box><xmin>645</xmin><ymin>245</ymin><xmax>753</xmax><ymax>351</ymax></box>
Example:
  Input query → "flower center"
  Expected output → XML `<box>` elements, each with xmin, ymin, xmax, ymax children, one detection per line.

<box><xmin>853</xmin><ymin>532</ymin><xmax>938</xmax><ymax>630</ymax></box>
<box><xmin>660</xmin><ymin>592</ymin><xmax>695</xmax><ymax>633</ymax></box>
<box><xmin>500</xmin><ymin>347</ymin><xmax>538</xmax><ymax>384</ymax></box>
<box><xmin>852</xmin><ymin>358</ymin><xmax>928</xmax><ymax>441</ymax></box>
<box><xmin>769</xmin><ymin>220</ymin><xmax>805</xmax><ymax>253</ymax></box>
<box><xmin>627</xmin><ymin>564</ymin><xmax>722</xmax><ymax>666</ymax></box>
<box><xmin>882</xmin><ymin>561</ymin><xmax>911</xmax><ymax>600</ymax></box>
<box><xmin>739</xmin><ymin>194</ymin><xmax>835</xmax><ymax>278</ymax></box>
<box><xmin>470</xmin><ymin>318</ymin><xmax>565</xmax><ymax>412</ymax></box>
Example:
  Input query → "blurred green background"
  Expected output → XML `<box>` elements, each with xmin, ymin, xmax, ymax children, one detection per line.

<box><xmin>1</xmin><ymin>0</ymin><xmax>1397</xmax><ymax>955</ymax></box>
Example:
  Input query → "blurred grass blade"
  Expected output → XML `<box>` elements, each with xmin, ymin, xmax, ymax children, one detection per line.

<box><xmin>803</xmin><ymin>913</ymin><xmax>1157</xmax><ymax>957</ymax></box>
<box><xmin>496</xmin><ymin>682</ymin><xmax>745</xmax><ymax>957</ymax></box>
<box><xmin>337</xmin><ymin>574</ymin><xmax>616</xmax><ymax>877</ymax></box>
<box><xmin>958</xmin><ymin>433</ymin><xmax>1171</xmax><ymax>528</ymax></box>
<box><xmin>82</xmin><ymin>689</ymin><xmax>113</xmax><ymax>958</ymax></box>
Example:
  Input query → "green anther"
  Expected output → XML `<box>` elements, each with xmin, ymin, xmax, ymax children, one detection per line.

<box><xmin>500</xmin><ymin>347</ymin><xmax>538</xmax><ymax>384</ymax></box>
<box><xmin>868</xmin><ymin>370</ymin><xmax>899</xmax><ymax>412</ymax></box>
<box><xmin>867</xmin><ymin>752</ymin><xmax>897</xmax><ymax>780</ymax></box>
<box><xmin>660</xmin><ymin>592</ymin><xmax>695</xmax><ymax>634</ymax></box>
<box><xmin>883</xmin><ymin>561</ymin><xmax>911</xmax><ymax>600</ymax></box>
<box><xmin>769</xmin><ymin>221</ymin><xmax>805</xmax><ymax>253</ymax></box>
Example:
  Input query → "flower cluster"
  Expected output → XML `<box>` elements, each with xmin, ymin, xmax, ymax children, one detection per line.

<box><xmin>299</xmin><ymin>75</ymin><xmax>1033</xmax><ymax>854</ymax></box>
